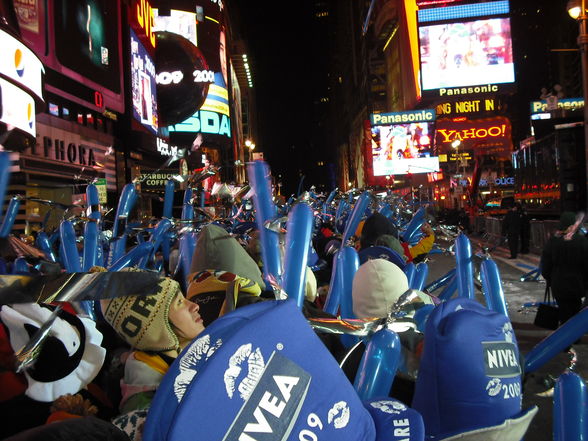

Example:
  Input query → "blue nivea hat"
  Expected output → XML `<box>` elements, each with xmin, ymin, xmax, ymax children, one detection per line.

<box><xmin>364</xmin><ymin>398</ymin><xmax>424</xmax><ymax>441</ymax></box>
<box><xmin>144</xmin><ymin>300</ymin><xmax>376</xmax><ymax>441</ymax></box>
<box><xmin>411</xmin><ymin>298</ymin><xmax>537</xmax><ymax>441</ymax></box>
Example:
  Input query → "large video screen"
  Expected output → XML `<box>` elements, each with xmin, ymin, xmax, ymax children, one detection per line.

<box><xmin>419</xmin><ymin>17</ymin><xmax>514</xmax><ymax>90</ymax></box>
<box><xmin>130</xmin><ymin>28</ymin><xmax>158</xmax><ymax>134</ymax></box>
<box><xmin>371</xmin><ymin>122</ymin><xmax>440</xmax><ymax>176</ymax></box>
<box><xmin>154</xmin><ymin>2</ymin><xmax>230</xmax><ymax>136</ymax></box>
<box><xmin>53</xmin><ymin>0</ymin><xmax>121</xmax><ymax>93</ymax></box>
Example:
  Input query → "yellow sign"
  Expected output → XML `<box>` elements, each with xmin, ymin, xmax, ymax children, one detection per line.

<box><xmin>436</xmin><ymin>99</ymin><xmax>496</xmax><ymax>115</ymax></box>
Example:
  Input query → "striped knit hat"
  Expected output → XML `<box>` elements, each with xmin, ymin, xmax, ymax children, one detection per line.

<box><xmin>101</xmin><ymin>277</ymin><xmax>182</xmax><ymax>352</ymax></box>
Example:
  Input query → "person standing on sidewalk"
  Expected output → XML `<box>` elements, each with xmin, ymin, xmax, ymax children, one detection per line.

<box><xmin>540</xmin><ymin>211</ymin><xmax>588</xmax><ymax>325</ymax></box>
<box><xmin>502</xmin><ymin>203</ymin><xmax>522</xmax><ymax>259</ymax></box>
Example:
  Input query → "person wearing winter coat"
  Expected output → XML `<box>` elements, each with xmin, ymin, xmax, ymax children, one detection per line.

<box><xmin>541</xmin><ymin>211</ymin><xmax>588</xmax><ymax>325</ymax></box>
<box><xmin>101</xmin><ymin>274</ymin><xmax>205</xmax><ymax>440</ymax></box>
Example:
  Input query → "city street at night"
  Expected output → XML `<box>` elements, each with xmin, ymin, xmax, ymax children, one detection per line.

<box><xmin>1</xmin><ymin>0</ymin><xmax>588</xmax><ymax>440</ymax></box>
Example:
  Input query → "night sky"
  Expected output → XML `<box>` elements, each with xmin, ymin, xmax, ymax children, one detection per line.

<box><xmin>230</xmin><ymin>1</ymin><xmax>315</xmax><ymax>193</ymax></box>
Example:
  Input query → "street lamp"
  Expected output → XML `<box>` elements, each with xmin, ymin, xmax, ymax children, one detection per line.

<box><xmin>568</xmin><ymin>0</ymin><xmax>588</xmax><ymax>210</ymax></box>
<box><xmin>245</xmin><ymin>139</ymin><xmax>256</xmax><ymax>161</ymax></box>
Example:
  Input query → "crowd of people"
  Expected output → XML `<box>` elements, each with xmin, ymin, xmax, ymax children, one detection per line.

<box><xmin>0</xmin><ymin>195</ymin><xmax>583</xmax><ymax>441</ymax></box>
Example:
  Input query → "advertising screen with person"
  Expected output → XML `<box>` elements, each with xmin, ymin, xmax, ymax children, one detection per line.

<box><xmin>419</xmin><ymin>17</ymin><xmax>514</xmax><ymax>91</ymax></box>
<box><xmin>130</xmin><ymin>28</ymin><xmax>158</xmax><ymax>134</ymax></box>
<box><xmin>153</xmin><ymin>0</ymin><xmax>231</xmax><ymax>170</ymax></box>
<box><xmin>371</xmin><ymin>122</ymin><xmax>440</xmax><ymax>176</ymax></box>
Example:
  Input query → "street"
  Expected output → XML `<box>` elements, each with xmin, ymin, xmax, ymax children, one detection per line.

<box><xmin>423</xmin><ymin>236</ymin><xmax>587</xmax><ymax>441</ymax></box>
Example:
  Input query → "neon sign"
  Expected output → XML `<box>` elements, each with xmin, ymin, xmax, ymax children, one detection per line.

<box><xmin>436</xmin><ymin>99</ymin><xmax>496</xmax><ymax>116</ymax></box>
<box><xmin>136</xmin><ymin>0</ymin><xmax>155</xmax><ymax>48</ymax></box>
<box><xmin>437</xmin><ymin>125</ymin><xmax>507</xmax><ymax>143</ymax></box>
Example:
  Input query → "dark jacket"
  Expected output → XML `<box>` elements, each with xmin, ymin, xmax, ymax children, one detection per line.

<box><xmin>502</xmin><ymin>209</ymin><xmax>522</xmax><ymax>236</ymax></box>
<box><xmin>541</xmin><ymin>232</ymin><xmax>588</xmax><ymax>300</ymax></box>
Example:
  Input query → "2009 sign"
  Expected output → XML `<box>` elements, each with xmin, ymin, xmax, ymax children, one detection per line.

<box><xmin>193</xmin><ymin>70</ymin><xmax>215</xmax><ymax>83</ymax></box>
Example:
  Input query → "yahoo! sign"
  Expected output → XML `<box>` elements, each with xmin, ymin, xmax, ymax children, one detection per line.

<box><xmin>435</xmin><ymin>116</ymin><xmax>512</xmax><ymax>158</ymax></box>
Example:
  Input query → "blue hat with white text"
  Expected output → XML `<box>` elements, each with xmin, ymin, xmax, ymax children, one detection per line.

<box><xmin>143</xmin><ymin>300</ymin><xmax>376</xmax><ymax>441</ymax></box>
<box><xmin>364</xmin><ymin>398</ymin><xmax>424</xmax><ymax>441</ymax></box>
<box><xmin>411</xmin><ymin>298</ymin><xmax>537</xmax><ymax>441</ymax></box>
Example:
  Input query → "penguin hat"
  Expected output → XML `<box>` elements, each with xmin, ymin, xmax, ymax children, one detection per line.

<box><xmin>0</xmin><ymin>303</ymin><xmax>106</xmax><ymax>402</ymax></box>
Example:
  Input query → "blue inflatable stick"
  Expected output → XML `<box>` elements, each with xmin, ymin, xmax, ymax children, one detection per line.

<box><xmin>480</xmin><ymin>258</ymin><xmax>508</xmax><ymax>316</ymax></box>
<box><xmin>282</xmin><ymin>203</ymin><xmax>313</xmax><ymax>308</ymax></box>
<box><xmin>163</xmin><ymin>180</ymin><xmax>175</xmax><ymax>219</ymax></box>
<box><xmin>354</xmin><ymin>328</ymin><xmax>401</xmax><ymax>401</ymax></box>
<box><xmin>247</xmin><ymin>161</ymin><xmax>282</xmax><ymax>283</ymax></box>
<box><xmin>181</xmin><ymin>188</ymin><xmax>194</xmax><ymax>221</ymax></box>
<box><xmin>404</xmin><ymin>262</ymin><xmax>416</xmax><ymax>287</ymax></box>
<box><xmin>82</xmin><ymin>220</ymin><xmax>100</xmax><ymax>271</ymax></box>
<box><xmin>338</xmin><ymin>246</ymin><xmax>360</xmax><ymax>319</ymax></box>
<box><xmin>109</xmin><ymin>183</ymin><xmax>138</xmax><ymax>266</ymax></box>
<box><xmin>86</xmin><ymin>184</ymin><xmax>101</xmax><ymax>221</ymax></box>
<box><xmin>553</xmin><ymin>372</ymin><xmax>587</xmax><ymax>441</ymax></box>
<box><xmin>109</xmin><ymin>241</ymin><xmax>154</xmax><ymax>271</ymax></box>
<box><xmin>0</xmin><ymin>196</ymin><xmax>20</xmax><ymax>237</ymax></box>
<box><xmin>323</xmin><ymin>256</ymin><xmax>342</xmax><ymax>316</ymax></box>
<box><xmin>525</xmin><ymin>307</ymin><xmax>588</xmax><ymax>373</ymax></box>
<box><xmin>60</xmin><ymin>220</ymin><xmax>82</xmax><ymax>273</ymax></box>
<box><xmin>412</xmin><ymin>263</ymin><xmax>429</xmax><ymax>290</ymax></box>
<box><xmin>424</xmin><ymin>268</ymin><xmax>455</xmax><ymax>294</ymax></box>
<box><xmin>438</xmin><ymin>275</ymin><xmax>458</xmax><ymax>301</ymax></box>
<box><xmin>12</xmin><ymin>257</ymin><xmax>30</xmax><ymax>274</ymax></box>
<box><xmin>455</xmin><ymin>233</ymin><xmax>475</xmax><ymax>299</ymax></box>
<box><xmin>36</xmin><ymin>231</ymin><xmax>57</xmax><ymax>262</ymax></box>
<box><xmin>401</xmin><ymin>206</ymin><xmax>425</xmax><ymax>243</ymax></box>
<box><xmin>178</xmin><ymin>231</ymin><xmax>197</xmax><ymax>289</ymax></box>
<box><xmin>342</xmin><ymin>191</ymin><xmax>371</xmax><ymax>245</ymax></box>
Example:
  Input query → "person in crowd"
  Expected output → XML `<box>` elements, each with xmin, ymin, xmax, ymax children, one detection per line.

<box><xmin>343</xmin><ymin>258</ymin><xmax>435</xmax><ymax>403</ymax></box>
<box><xmin>100</xmin><ymin>271</ymin><xmax>205</xmax><ymax>440</ymax></box>
<box><xmin>540</xmin><ymin>211</ymin><xmax>588</xmax><ymax>326</ymax></box>
<box><xmin>101</xmin><ymin>275</ymin><xmax>204</xmax><ymax>414</ymax></box>
<box><xmin>502</xmin><ymin>203</ymin><xmax>522</xmax><ymax>259</ymax></box>
<box><xmin>358</xmin><ymin>212</ymin><xmax>436</xmax><ymax>264</ymax></box>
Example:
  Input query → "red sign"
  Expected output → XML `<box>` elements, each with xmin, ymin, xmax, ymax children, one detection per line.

<box><xmin>434</xmin><ymin>116</ymin><xmax>512</xmax><ymax>159</ymax></box>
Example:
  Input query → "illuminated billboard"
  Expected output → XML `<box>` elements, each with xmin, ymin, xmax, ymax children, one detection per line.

<box><xmin>153</xmin><ymin>2</ymin><xmax>230</xmax><ymax>138</ymax></box>
<box><xmin>0</xmin><ymin>77</ymin><xmax>36</xmax><ymax>137</ymax></box>
<box><xmin>53</xmin><ymin>0</ymin><xmax>121</xmax><ymax>93</ymax></box>
<box><xmin>371</xmin><ymin>122</ymin><xmax>439</xmax><ymax>176</ymax></box>
<box><xmin>419</xmin><ymin>17</ymin><xmax>514</xmax><ymax>90</ymax></box>
<box><xmin>130</xmin><ymin>28</ymin><xmax>158</xmax><ymax>134</ymax></box>
<box><xmin>434</xmin><ymin>116</ymin><xmax>512</xmax><ymax>159</ymax></box>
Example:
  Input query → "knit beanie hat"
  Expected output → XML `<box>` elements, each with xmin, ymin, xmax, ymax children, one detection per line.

<box><xmin>190</xmin><ymin>224</ymin><xmax>266</xmax><ymax>290</ymax></box>
<box><xmin>559</xmin><ymin>211</ymin><xmax>577</xmax><ymax>230</ymax></box>
<box><xmin>352</xmin><ymin>258</ymin><xmax>409</xmax><ymax>318</ymax></box>
<box><xmin>100</xmin><ymin>277</ymin><xmax>182</xmax><ymax>352</ymax></box>
<box><xmin>186</xmin><ymin>270</ymin><xmax>262</xmax><ymax>327</ymax></box>
<box><xmin>360</xmin><ymin>213</ymin><xmax>399</xmax><ymax>249</ymax></box>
